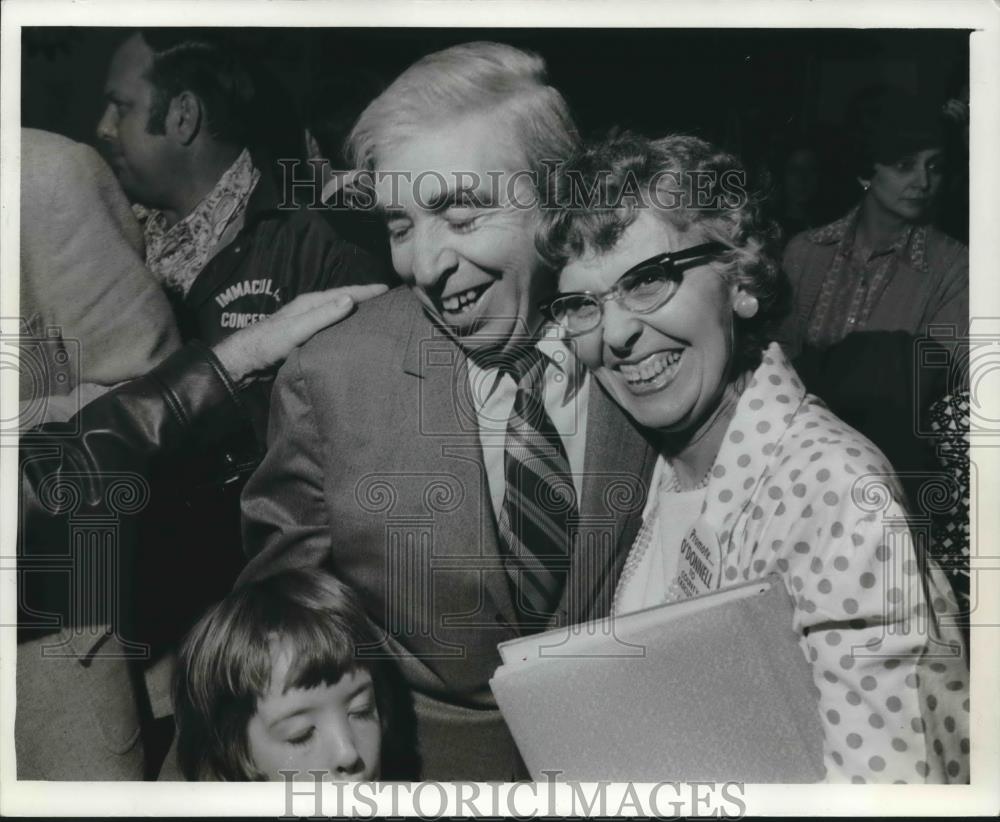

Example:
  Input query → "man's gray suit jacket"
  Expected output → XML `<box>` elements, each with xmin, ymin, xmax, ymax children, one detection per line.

<box><xmin>240</xmin><ymin>286</ymin><xmax>655</xmax><ymax>780</ymax></box>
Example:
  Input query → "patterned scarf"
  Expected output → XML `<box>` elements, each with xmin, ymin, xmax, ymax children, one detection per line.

<box><xmin>135</xmin><ymin>149</ymin><xmax>260</xmax><ymax>298</ymax></box>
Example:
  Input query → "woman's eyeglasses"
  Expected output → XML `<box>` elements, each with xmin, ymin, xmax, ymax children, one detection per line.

<box><xmin>541</xmin><ymin>241</ymin><xmax>728</xmax><ymax>336</ymax></box>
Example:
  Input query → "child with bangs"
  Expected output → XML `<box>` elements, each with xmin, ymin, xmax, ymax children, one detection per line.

<box><xmin>173</xmin><ymin>569</ymin><xmax>395</xmax><ymax>781</ymax></box>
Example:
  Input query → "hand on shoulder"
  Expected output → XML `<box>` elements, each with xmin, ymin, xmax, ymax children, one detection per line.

<box><xmin>212</xmin><ymin>284</ymin><xmax>389</xmax><ymax>384</ymax></box>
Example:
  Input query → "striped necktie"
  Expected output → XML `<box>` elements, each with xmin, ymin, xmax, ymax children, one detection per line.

<box><xmin>496</xmin><ymin>346</ymin><xmax>578</xmax><ymax>632</ymax></box>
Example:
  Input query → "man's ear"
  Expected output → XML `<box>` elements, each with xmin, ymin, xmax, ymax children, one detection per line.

<box><xmin>304</xmin><ymin>128</ymin><xmax>322</xmax><ymax>161</ymax></box>
<box><xmin>166</xmin><ymin>91</ymin><xmax>202</xmax><ymax>145</ymax></box>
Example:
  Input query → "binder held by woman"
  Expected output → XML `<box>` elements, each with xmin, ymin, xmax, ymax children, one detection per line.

<box><xmin>489</xmin><ymin>575</ymin><xmax>826</xmax><ymax>783</ymax></box>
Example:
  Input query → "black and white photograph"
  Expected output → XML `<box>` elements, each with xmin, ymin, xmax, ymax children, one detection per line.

<box><xmin>1</xmin><ymin>0</ymin><xmax>997</xmax><ymax>816</ymax></box>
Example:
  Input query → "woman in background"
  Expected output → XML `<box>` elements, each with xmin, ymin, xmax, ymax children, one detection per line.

<box><xmin>781</xmin><ymin>94</ymin><xmax>967</xmax><ymax>355</ymax></box>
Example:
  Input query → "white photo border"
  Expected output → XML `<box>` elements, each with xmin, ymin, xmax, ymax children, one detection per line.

<box><xmin>1</xmin><ymin>0</ymin><xmax>997</xmax><ymax>816</ymax></box>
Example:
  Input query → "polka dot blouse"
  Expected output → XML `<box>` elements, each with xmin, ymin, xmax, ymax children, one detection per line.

<box><xmin>628</xmin><ymin>343</ymin><xmax>969</xmax><ymax>783</ymax></box>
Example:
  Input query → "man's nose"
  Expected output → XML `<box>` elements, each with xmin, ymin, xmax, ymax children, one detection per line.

<box><xmin>95</xmin><ymin>105</ymin><xmax>116</xmax><ymax>143</ymax></box>
<box><xmin>602</xmin><ymin>300</ymin><xmax>643</xmax><ymax>357</ymax></box>
<box><xmin>410</xmin><ymin>224</ymin><xmax>459</xmax><ymax>290</ymax></box>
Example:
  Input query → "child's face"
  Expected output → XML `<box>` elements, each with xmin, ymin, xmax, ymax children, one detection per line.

<box><xmin>246</xmin><ymin>646</ymin><xmax>381</xmax><ymax>781</ymax></box>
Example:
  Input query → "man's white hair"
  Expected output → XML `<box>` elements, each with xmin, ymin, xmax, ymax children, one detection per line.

<box><xmin>346</xmin><ymin>41</ymin><xmax>579</xmax><ymax>184</ymax></box>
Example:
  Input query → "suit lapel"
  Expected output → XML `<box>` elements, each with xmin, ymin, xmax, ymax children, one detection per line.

<box><xmin>400</xmin><ymin>306</ymin><xmax>518</xmax><ymax>627</ymax></box>
<box><xmin>398</xmin><ymin>299</ymin><xmax>654</xmax><ymax>630</ymax></box>
<box><xmin>556</xmin><ymin>379</ymin><xmax>656</xmax><ymax>624</ymax></box>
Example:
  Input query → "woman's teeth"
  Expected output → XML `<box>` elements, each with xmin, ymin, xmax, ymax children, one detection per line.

<box><xmin>618</xmin><ymin>350</ymin><xmax>682</xmax><ymax>384</ymax></box>
<box><xmin>441</xmin><ymin>285</ymin><xmax>488</xmax><ymax>313</ymax></box>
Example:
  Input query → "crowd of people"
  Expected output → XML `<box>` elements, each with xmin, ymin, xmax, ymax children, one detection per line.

<box><xmin>16</xmin><ymin>30</ymin><xmax>971</xmax><ymax>784</ymax></box>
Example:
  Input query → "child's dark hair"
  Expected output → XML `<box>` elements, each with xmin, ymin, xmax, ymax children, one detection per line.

<box><xmin>173</xmin><ymin>569</ymin><xmax>389</xmax><ymax>780</ymax></box>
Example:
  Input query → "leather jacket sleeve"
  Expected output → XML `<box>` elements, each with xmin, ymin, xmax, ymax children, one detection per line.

<box><xmin>18</xmin><ymin>341</ymin><xmax>245</xmax><ymax>641</ymax></box>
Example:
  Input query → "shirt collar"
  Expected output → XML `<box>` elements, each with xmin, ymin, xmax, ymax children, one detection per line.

<box><xmin>809</xmin><ymin>203</ymin><xmax>929</xmax><ymax>273</ymax></box>
<box><xmin>906</xmin><ymin>223</ymin><xmax>930</xmax><ymax>273</ymax></box>
<box><xmin>134</xmin><ymin>149</ymin><xmax>260</xmax><ymax>296</ymax></box>
<box><xmin>688</xmin><ymin>343</ymin><xmax>808</xmax><ymax>533</ymax></box>
<box><xmin>133</xmin><ymin>147</ymin><xmax>258</xmax><ymax>234</ymax></box>
<box><xmin>807</xmin><ymin>205</ymin><xmax>859</xmax><ymax>246</ymax></box>
<box><xmin>465</xmin><ymin>323</ymin><xmax>586</xmax><ymax>405</ymax></box>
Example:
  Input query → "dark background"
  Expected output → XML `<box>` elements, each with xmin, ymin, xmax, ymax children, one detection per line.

<box><xmin>22</xmin><ymin>27</ymin><xmax>970</xmax><ymax>236</ymax></box>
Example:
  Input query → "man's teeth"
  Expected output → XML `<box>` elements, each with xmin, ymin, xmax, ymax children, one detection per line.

<box><xmin>442</xmin><ymin>286</ymin><xmax>487</xmax><ymax>312</ymax></box>
<box><xmin>618</xmin><ymin>350</ymin><xmax>682</xmax><ymax>383</ymax></box>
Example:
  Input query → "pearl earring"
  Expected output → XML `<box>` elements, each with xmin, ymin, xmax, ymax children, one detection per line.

<box><xmin>734</xmin><ymin>294</ymin><xmax>759</xmax><ymax>319</ymax></box>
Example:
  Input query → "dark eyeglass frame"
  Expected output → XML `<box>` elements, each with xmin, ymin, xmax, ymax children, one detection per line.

<box><xmin>540</xmin><ymin>241</ymin><xmax>729</xmax><ymax>336</ymax></box>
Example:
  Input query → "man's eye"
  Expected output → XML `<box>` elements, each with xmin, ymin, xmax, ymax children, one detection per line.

<box><xmin>446</xmin><ymin>211</ymin><xmax>482</xmax><ymax>233</ymax></box>
<box><xmin>286</xmin><ymin>727</ymin><xmax>315</xmax><ymax>747</ymax></box>
<box><xmin>387</xmin><ymin>223</ymin><xmax>411</xmax><ymax>242</ymax></box>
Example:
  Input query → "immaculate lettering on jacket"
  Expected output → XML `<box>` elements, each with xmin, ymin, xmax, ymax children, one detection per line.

<box><xmin>214</xmin><ymin>278</ymin><xmax>277</xmax><ymax>309</ymax></box>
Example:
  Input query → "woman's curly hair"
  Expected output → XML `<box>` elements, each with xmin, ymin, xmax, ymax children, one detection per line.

<box><xmin>537</xmin><ymin>132</ymin><xmax>790</xmax><ymax>373</ymax></box>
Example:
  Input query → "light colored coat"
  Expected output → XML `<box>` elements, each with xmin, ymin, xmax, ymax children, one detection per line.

<box><xmin>15</xmin><ymin>128</ymin><xmax>180</xmax><ymax>778</ymax></box>
<box><xmin>19</xmin><ymin>128</ymin><xmax>180</xmax><ymax>407</ymax></box>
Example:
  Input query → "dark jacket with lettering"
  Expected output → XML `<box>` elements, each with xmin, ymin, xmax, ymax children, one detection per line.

<box><xmin>138</xmin><ymin>159</ymin><xmax>393</xmax><ymax>651</ymax></box>
<box><xmin>169</xmin><ymin>158</ymin><xmax>394</xmax><ymax>441</ymax></box>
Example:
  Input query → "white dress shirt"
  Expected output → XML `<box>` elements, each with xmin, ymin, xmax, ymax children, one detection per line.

<box><xmin>465</xmin><ymin>328</ymin><xmax>590</xmax><ymax>519</ymax></box>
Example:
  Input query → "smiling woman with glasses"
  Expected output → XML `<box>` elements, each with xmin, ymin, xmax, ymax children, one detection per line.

<box><xmin>536</xmin><ymin>132</ymin><xmax>968</xmax><ymax>784</ymax></box>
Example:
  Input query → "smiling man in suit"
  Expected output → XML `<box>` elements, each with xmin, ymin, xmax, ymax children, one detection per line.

<box><xmin>240</xmin><ymin>42</ymin><xmax>655</xmax><ymax>780</ymax></box>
